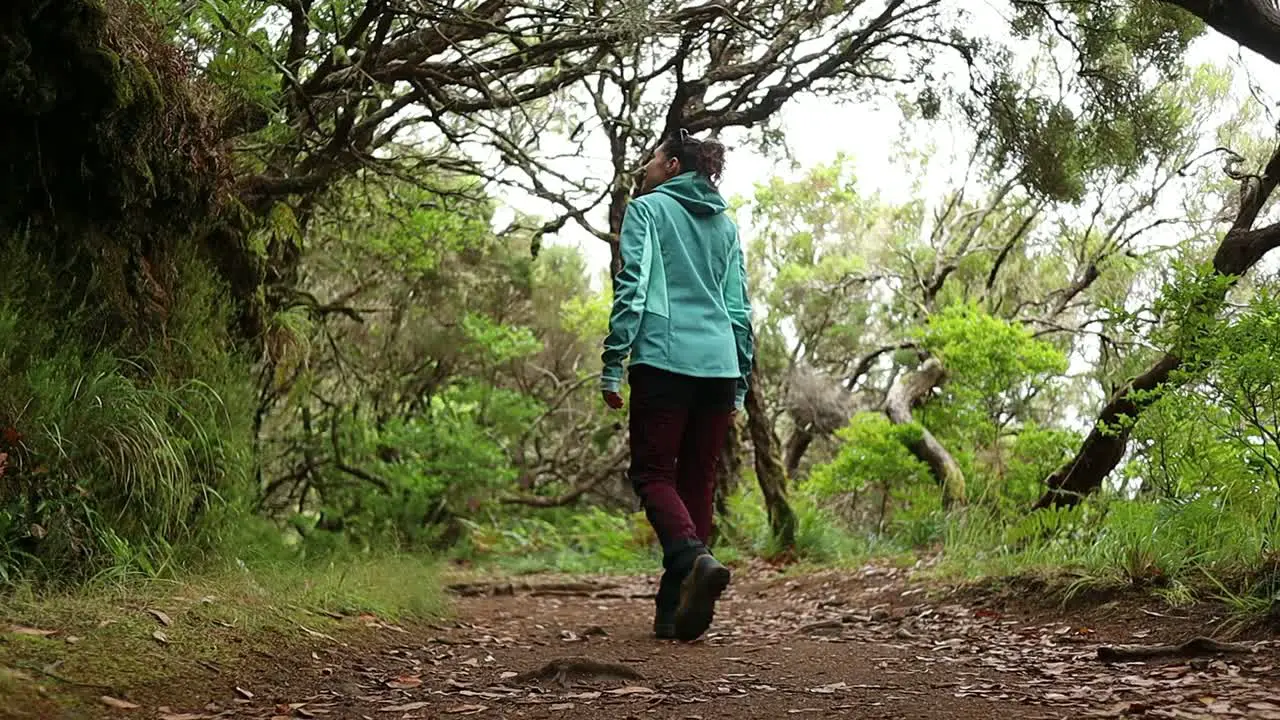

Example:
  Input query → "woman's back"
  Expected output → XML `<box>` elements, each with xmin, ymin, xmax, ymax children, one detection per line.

<box><xmin>624</xmin><ymin>172</ymin><xmax>744</xmax><ymax>382</ymax></box>
<box><xmin>599</xmin><ymin>129</ymin><xmax>754</xmax><ymax>644</ymax></box>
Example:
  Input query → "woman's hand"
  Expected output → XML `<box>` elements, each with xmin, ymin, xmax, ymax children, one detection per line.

<box><xmin>602</xmin><ymin>390</ymin><xmax>624</xmax><ymax>410</ymax></box>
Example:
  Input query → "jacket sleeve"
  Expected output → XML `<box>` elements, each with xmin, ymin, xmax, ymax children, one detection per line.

<box><xmin>723</xmin><ymin>234</ymin><xmax>754</xmax><ymax>410</ymax></box>
<box><xmin>601</xmin><ymin>201</ymin><xmax>653</xmax><ymax>392</ymax></box>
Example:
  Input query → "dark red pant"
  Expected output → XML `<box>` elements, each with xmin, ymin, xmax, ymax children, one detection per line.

<box><xmin>627</xmin><ymin>365</ymin><xmax>734</xmax><ymax>569</ymax></box>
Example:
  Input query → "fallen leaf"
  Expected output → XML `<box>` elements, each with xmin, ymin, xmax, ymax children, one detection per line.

<box><xmin>153</xmin><ymin>630</ymin><xmax>170</xmax><ymax>645</ymax></box>
<box><xmin>445</xmin><ymin>705</ymin><xmax>487</xmax><ymax>715</ymax></box>
<box><xmin>1118</xmin><ymin>675</ymin><xmax>1158</xmax><ymax>688</ymax></box>
<box><xmin>499</xmin><ymin>671</ymin><xmax>518</xmax><ymax>680</ymax></box>
<box><xmin>385</xmin><ymin>675</ymin><xmax>422</xmax><ymax>690</ymax></box>
<box><xmin>606</xmin><ymin>686</ymin><xmax>654</xmax><ymax>696</ymax></box>
<box><xmin>148</xmin><ymin>609</ymin><xmax>173</xmax><ymax>626</ymax></box>
<box><xmin>380</xmin><ymin>702</ymin><xmax>429</xmax><ymax>712</ymax></box>
<box><xmin>158</xmin><ymin>713</ymin><xmax>209</xmax><ymax>720</ymax></box>
<box><xmin>100</xmin><ymin>695</ymin><xmax>141</xmax><ymax>710</ymax></box>
<box><xmin>234</xmin><ymin>687</ymin><xmax>254</xmax><ymax>699</ymax></box>
<box><xmin>549</xmin><ymin>703</ymin><xmax>575</xmax><ymax>711</ymax></box>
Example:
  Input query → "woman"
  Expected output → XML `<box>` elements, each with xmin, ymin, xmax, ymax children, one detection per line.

<box><xmin>601</xmin><ymin>129</ymin><xmax>754</xmax><ymax>642</ymax></box>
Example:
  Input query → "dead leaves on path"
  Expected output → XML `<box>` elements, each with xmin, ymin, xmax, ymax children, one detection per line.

<box><xmin>86</xmin><ymin>566</ymin><xmax>1280</xmax><ymax>719</ymax></box>
<box><xmin>781</xmin><ymin>577</ymin><xmax>1280</xmax><ymax>720</ymax></box>
<box><xmin>353</xmin><ymin>570</ymin><xmax>1280</xmax><ymax>718</ymax></box>
<box><xmin>379</xmin><ymin>700</ymin><xmax>430</xmax><ymax>712</ymax></box>
<box><xmin>361</xmin><ymin>653</ymin><xmax>666</xmax><ymax>714</ymax></box>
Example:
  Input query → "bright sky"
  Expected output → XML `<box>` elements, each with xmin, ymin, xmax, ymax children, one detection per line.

<box><xmin>507</xmin><ymin>96</ymin><xmax>928</xmax><ymax>278</ymax></box>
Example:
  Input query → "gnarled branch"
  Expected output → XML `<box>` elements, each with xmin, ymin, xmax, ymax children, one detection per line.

<box><xmin>883</xmin><ymin>358</ymin><xmax>965</xmax><ymax>509</ymax></box>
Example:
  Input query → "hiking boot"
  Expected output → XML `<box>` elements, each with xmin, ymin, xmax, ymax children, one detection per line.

<box><xmin>654</xmin><ymin>607</ymin><xmax>677</xmax><ymax>639</ymax></box>
<box><xmin>653</xmin><ymin>569</ymin><xmax>682</xmax><ymax>640</ymax></box>
<box><xmin>673</xmin><ymin>554</ymin><xmax>730</xmax><ymax>641</ymax></box>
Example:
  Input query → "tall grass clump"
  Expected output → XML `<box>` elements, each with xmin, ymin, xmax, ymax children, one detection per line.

<box><xmin>0</xmin><ymin>241</ymin><xmax>256</xmax><ymax>584</ymax></box>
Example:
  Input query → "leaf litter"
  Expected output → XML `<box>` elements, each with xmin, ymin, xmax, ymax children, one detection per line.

<box><xmin>127</xmin><ymin>565</ymin><xmax>1280</xmax><ymax>719</ymax></box>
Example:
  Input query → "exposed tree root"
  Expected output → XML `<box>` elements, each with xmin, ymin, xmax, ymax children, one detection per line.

<box><xmin>1097</xmin><ymin>636</ymin><xmax>1255</xmax><ymax>662</ymax></box>
<box><xmin>513</xmin><ymin>656</ymin><xmax>645</xmax><ymax>686</ymax></box>
<box><xmin>797</xmin><ymin>619</ymin><xmax>844</xmax><ymax>634</ymax></box>
<box><xmin>446</xmin><ymin>581</ymin><xmax>621</xmax><ymax>597</ymax></box>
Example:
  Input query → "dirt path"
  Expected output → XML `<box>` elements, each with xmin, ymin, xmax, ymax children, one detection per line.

<box><xmin>16</xmin><ymin>563</ymin><xmax>1280</xmax><ymax>719</ymax></box>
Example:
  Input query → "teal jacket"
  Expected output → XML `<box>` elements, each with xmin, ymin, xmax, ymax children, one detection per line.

<box><xmin>601</xmin><ymin>172</ymin><xmax>754</xmax><ymax>408</ymax></box>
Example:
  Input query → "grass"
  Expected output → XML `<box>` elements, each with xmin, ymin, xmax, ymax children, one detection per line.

<box><xmin>453</xmin><ymin>482</ymin><xmax>892</xmax><ymax>577</ymax></box>
<box><xmin>455</xmin><ymin>506</ymin><xmax>661</xmax><ymax>575</ymax></box>
<box><xmin>0</xmin><ymin>239</ymin><xmax>259</xmax><ymax>585</ymax></box>
<box><xmin>453</xmin><ymin>482</ymin><xmax>913</xmax><ymax>580</ymax></box>
<box><xmin>450</xmin><ymin>469</ymin><xmax>1280</xmax><ymax>633</ymax></box>
<box><xmin>721</xmin><ymin>483</ymin><xmax>885</xmax><ymax>567</ymax></box>
<box><xmin>452</xmin><ymin>475</ymin><xmax>1280</xmax><ymax>627</ymax></box>
<box><xmin>886</xmin><ymin>490</ymin><xmax>1280</xmax><ymax>621</ymax></box>
<box><xmin>0</xmin><ymin>553</ymin><xmax>446</xmax><ymax>719</ymax></box>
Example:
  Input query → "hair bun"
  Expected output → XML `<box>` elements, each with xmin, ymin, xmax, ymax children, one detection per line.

<box><xmin>663</xmin><ymin>131</ymin><xmax>726</xmax><ymax>188</ymax></box>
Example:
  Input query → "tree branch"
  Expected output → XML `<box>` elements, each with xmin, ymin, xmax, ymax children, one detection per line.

<box><xmin>883</xmin><ymin>358</ymin><xmax>965</xmax><ymax>508</ymax></box>
<box><xmin>1160</xmin><ymin>0</ymin><xmax>1280</xmax><ymax>67</ymax></box>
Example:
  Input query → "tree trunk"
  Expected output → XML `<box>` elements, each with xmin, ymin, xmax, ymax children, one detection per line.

<box><xmin>784</xmin><ymin>428</ymin><xmax>815</xmax><ymax>478</ymax></box>
<box><xmin>883</xmin><ymin>358</ymin><xmax>966</xmax><ymax>509</ymax></box>
<box><xmin>1036</xmin><ymin>144</ymin><xmax>1280</xmax><ymax>509</ymax></box>
<box><xmin>710</xmin><ymin>419</ymin><xmax>742</xmax><ymax>548</ymax></box>
<box><xmin>745</xmin><ymin>386</ymin><xmax>797</xmax><ymax>550</ymax></box>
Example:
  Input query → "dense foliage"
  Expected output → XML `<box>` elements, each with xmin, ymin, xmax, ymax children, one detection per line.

<box><xmin>6</xmin><ymin>0</ymin><xmax>1280</xmax><ymax>615</ymax></box>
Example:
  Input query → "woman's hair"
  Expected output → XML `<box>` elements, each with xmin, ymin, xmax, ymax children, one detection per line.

<box><xmin>660</xmin><ymin>129</ymin><xmax>726</xmax><ymax>188</ymax></box>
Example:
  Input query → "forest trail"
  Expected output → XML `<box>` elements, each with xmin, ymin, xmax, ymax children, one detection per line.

<box><xmin>11</xmin><ymin>563</ymin><xmax>1280</xmax><ymax>719</ymax></box>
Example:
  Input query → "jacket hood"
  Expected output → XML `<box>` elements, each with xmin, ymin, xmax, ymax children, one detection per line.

<box><xmin>653</xmin><ymin>172</ymin><xmax>727</xmax><ymax>216</ymax></box>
